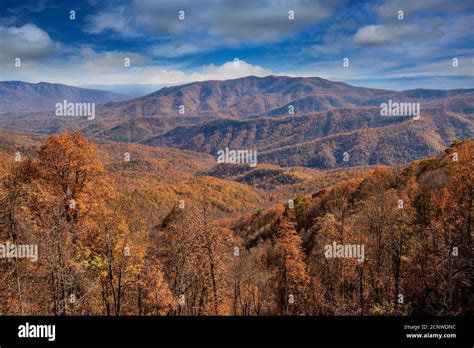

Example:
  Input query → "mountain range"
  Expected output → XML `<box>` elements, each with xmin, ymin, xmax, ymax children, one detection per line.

<box><xmin>0</xmin><ymin>76</ymin><xmax>472</xmax><ymax>169</ymax></box>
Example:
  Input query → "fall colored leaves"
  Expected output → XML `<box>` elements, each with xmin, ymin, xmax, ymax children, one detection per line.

<box><xmin>0</xmin><ymin>132</ymin><xmax>472</xmax><ymax>315</ymax></box>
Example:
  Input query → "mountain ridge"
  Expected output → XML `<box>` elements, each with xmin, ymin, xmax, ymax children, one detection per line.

<box><xmin>1</xmin><ymin>75</ymin><xmax>472</xmax><ymax>170</ymax></box>
<box><xmin>0</xmin><ymin>81</ymin><xmax>130</xmax><ymax>113</ymax></box>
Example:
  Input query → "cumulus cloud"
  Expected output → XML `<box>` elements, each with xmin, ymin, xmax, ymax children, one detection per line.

<box><xmin>76</xmin><ymin>60</ymin><xmax>273</xmax><ymax>86</ymax></box>
<box><xmin>73</xmin><ymin>59</ymin><xmax>273</xmax><ymax>85</ymax></box>
<box><xmin>0</xmin><ymin>43</ymin><xmax>274</xmax><ymax>86</ymax></box>
<box><xmin>0</xmin><ymin>23</ymin><xmax>55</xmax><ymax>63</ymax></box>
<box><xmin>187</xmin><ymin>60</ymin><xmax>273</xmax><ymax>81</ymax></box>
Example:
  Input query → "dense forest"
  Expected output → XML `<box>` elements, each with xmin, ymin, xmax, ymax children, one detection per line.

<box><xmin>0</xmin><ymin>131</ymin><xmax>472</xmax><ymax>315</ymax></box>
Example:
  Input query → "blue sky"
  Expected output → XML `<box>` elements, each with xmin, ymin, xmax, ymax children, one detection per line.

<box><xmin>0</xmin><ymin>0</ymin><xmax>473</xmax><ymax>90</ymax></box>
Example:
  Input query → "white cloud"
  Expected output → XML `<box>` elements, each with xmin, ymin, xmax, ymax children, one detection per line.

<box><xmin>187</xmin><ymin>60</ymin><xmax>273</xmax><ymax>81</ymax></box>
<box><xmin>0</xmin><ymin>23</ymin><xmax>55</xmax><ymax>63</ymax></box>
<box><xmin>0</xmin><ymin>44</ymin><xmax>274</xmax><ymax>85</ymax></box>
<box><xmin>66</xmin><ymin>59</ymin><xmax>272</xmax><ymax>85</ymax></box>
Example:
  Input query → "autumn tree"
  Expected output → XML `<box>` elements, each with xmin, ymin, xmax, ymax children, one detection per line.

<box><xmin>157</xmin><ymin>200</ymin><xmax>232</xmax><ymax>315</ymax></box>
<box><xmin>271</xmin><ymin>210</ymin><xmax>311</xmax><ymax>315</ymax></box>
<box><xmin>230</xmin><ymin>242</ymin><xmax>275</xmax><ymax>315</ymax></box>
<box><xmin>0</xmin><ymin>158</ymin><xmax>39</xmax><ymax>314</ymax></box>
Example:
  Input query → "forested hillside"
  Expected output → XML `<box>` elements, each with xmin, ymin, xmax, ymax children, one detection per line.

<box><xmin>0</xmin><ymin>131</ymin><xmax>471</xmax><ymax>315</ymax></box>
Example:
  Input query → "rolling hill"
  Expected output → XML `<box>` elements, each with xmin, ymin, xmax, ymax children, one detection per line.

<box><xmin>0</xmin><ymin>129</ymin><xmax>265</xmax><ymax>223</ymax></box>
<box><xmin>146</xmin><ymin>97</ymin><xmax>474</xmax><ymax>168</ymax></box>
